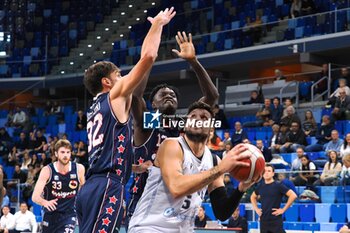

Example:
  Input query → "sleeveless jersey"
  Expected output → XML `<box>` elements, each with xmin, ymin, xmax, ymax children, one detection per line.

<box><xmin>43</xmin><ymin>162</ymin><xmax>80</xmax><ymax>214</ymax></box>
<box><xmin>128</xmin><ymin>136</ymin><xmax>214</xmax><ymax>233</ymax></box>
<box><xmin>129</xmin><ymin>128</ymin><xmax>179</xmax><ymax>198</ymax></box>
<box><xmin>86</xmin><ymin>92</ymin><xmax>133</xmax><ymax>184</ymax></box>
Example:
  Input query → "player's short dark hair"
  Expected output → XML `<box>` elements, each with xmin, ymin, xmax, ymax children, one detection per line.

<box><xmin>187</xmin><ymin>101</ymin><xmax>214</xmax><ymax>117</ymax></box>
<box><xmin>265</xmin><ymin>163</ymin><xmax>275</xmax><ymax>172</ymax></box>
<box><xmin>54</xmin><ymin>139</ymin><xmax>72</xmax><ymax>152</ymax></box>
<box><xmin>84</xmin><ymin>61</ymin><xmax>119</xmax><ymax>96</ymax></box>
<box><xmin>148</xmin><ymin>84</ymin><xmax>180</xmax><ymax>102</ymax></box>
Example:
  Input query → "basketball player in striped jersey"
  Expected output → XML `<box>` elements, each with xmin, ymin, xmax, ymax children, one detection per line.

<box><xmin>75</xmin><ymin>7</ymin><xmax>176</xmax><ymax>233</ymax></box>
<box><xmin>32</xmin><ymin>139</ymin><xmax>85</xmax><ymax>233</ymax></box>
<box><xmin>128</xmin><ymin>102</ymin><xmax>261</xmax><ymax>232</ymax></box>
<box><xmin>126</xmin><ymin>31</ymin><xmax>219</xmax><ymax>226</ymax></box>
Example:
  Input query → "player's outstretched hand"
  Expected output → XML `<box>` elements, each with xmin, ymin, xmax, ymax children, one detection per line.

<box><xmin>172</xmin><ymin>31</ymin><xmax>196</xmax><ymax>61</ymax></box>
<box><xmin>147</xmin><ymin>7</ymin><xmax>176</xmax><ymax>26</ymax></box>
<box><xmin>132</xmin><ymin>160</ymin><xmax>153</xmax><ymax>174</ymax></box>
<box><xmin>238</xmin><ymin>174</ymin><xmax>261</xmax><ymax>192</ymax></box>
<box><xmin>44</xmin><ymin>199</ymin><xmax>58</xmax><ymax>211</ymax></box>
<box><xmin>219</xmin><ymin>144</ymin><xmax>250</xmax><ymax>174</ymax></box>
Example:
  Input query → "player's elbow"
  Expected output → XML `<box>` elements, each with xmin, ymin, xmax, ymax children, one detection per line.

<box><xmin>169</xmin><ymin>188</ymin><xmax>185</xmax><ymax>199</ymax></box>
<box><xmin>142</xmin><ymin>51</ymin><xmax>158</xmax><ymax>63</ymax></box>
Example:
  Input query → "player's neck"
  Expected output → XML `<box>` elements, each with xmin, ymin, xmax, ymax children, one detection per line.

<box><xmin>264</xmin><ymin>178</ymin><xmax>274</xmax><ymax>184</ymax></box>
<box><xmin>184</xmin><ymin>135</ymin><xmax>206</xmax><ymax>158</ymax></box>
<box><xmin>55</xmin><ymin>161</ymin><xmax>70</xmax><ymax>174</ymax></box>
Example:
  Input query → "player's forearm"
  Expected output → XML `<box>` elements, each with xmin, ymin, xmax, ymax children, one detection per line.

<box><xmin>32</xmin><ymin>194</ymin><xmax>47</xmax><ymax>206</ymax></box>
<box><xmin>250</xmin><ymin>196</ymin><xmax>259</xmax><ymax>212</ymax></box>
<box><xmin>189</xmin><ymin>58</ymin><xmax>219</xmax><ymax>107</ymax></box>
<box><xmin>140</xmin><ymin>21</ymin><xmax>163</xmax><ymax>60</ymax></box>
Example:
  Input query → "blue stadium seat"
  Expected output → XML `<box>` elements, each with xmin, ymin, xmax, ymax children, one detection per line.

<box><xmin>202</xmin><ymin>203</ymin><xmax>215</xmax><ymax>220</ymax></box>
<box><xmin>284</xmin><ymin>204</ymin><xmax>299</xmax><ymax>221</ymax></box>
<box><xmin>335</xmin><ymin>120</ymin><xmax>345</xmax><ymax>135</ymax></box>
<box><xmin>331</xmin><ymin>204</ymin><xmax>347</xmax><ymax>223</ymax></box>
<box><xmin>287</xmin><ymin>222</ymin><xmax>303</xmax><ymax>230</ymax></box>
<box><xmin>4</xmin><ymin>166</ymin><xmax>15</xmax><ymax>180</ymax></box>
<box><xmin>303</xmin><ymin>222</ymin><xmax>320</xmax><ymax>231</ymax></box>
<box><xmin>248</xmin><ymin>221</ymin><xmax>258</xmax><ymax>230</ymax></box>
<box><xmin>295</xmin><ymin>26</ymin><xmax>304</xmax><ymax>38</ymax></box>
<box><xmin>299</xmin><ymin>204</ymin><xmax>315</xmax><ymax>222</ymax></box>
<box><xmin>315</xmin><ymin>203</ymin><xmax>331</xmax><ymax>222</ymax></box>
<box><xmin>320</xmin><ymin>222</ymin><xmax>338</xmax><ymax>231</ymax></box>
<box><xmin>320</xmin><ymin>186</ymin><xmax>337</xmax><ymax>203</ymax></box>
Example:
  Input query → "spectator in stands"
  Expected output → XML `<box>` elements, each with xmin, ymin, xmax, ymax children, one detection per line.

<box><xmin>282</xmin><ymin>98</ymin><xmax>295</xmax><ymax>118</ymax></box>
<box><xmin>244</xmin><ymin>98</ymin><xmax>274</xmax><ymax>127</ymax></box>
<box><xmin>0</xmin><ymin>128</ymin><xmax>11</xmax><ymax>160</ymax></box>
<box><xmin>277</xmin><ymin>173</ymin><xmax>297</xmax><ymax>201</ymax></box>
<box><xmin>332</xmin><ymin>87</ymin><xmax>350</xmax><ymax>120</ymax></box>
<box><xmin>341</xmin><ymin>133</ymin><xmax>350</xmax><ymax>157</ymax></box>
<box><xmin>231</xmin><ymin>122</ymin><xmax>248</xmax><ymax>146</ymax></box>
<box><xmin>223</xmin><ymin>131</ymin><xmax>231</xmax><ymax>143</ymax></box>
<box><xmin>40</xmin><ymin>153</ymin><xmax>51</xmax><ymax>167</ymax></box>
<box><xmin>27</xmin><ymin>132</ymin><xmax>36</xmax><ymax>152</ymax></box>
<box><xmin>280</xmin><ymin>106</ymin><xmax>301</xmax><ymax>128</ymax></box>
<box><xmin>314</xmin><ymin>150</ymin><xmax>342</xmax><ymax>186</ymax></box>
<box><xmin>290</xmin><ymin>147</ymin><xmax>305</xmax><ymax>179</ymax></box>
<box><xmin>325</xmin><ymin>130</ymin><xmax>344</xmax><ymax>155</ymax></box>
<box><xmin>22</xmin><ymin>164</ymin><xmax>35</xmax><ymax>205</ymax></box>
<box><xmin>280</xmin><ymin>121</ymin><xmax>307</xmax><ymax>153</ymax></box>
<box><xmin>29</xmin><ymin>154</ymin><xmax>40</xmax><ymax>168</ymax></box>
<box><xmin>227</xmin><ymin>207</ymin><xmax>248</xmax><ymax>233</ymax></box>
<box><xmin>305</xmin><ymin>115</ymin><xmax>333</xmax><ymax>152</ymax></box>
<box><xmin>12</xmin><ymin>107</ymin><xmax>27</xmax><ymax>128</ymax></box>
<box><xmin>328</xmin><ymin>78</ymin><xmax>350</xmax><ymax>107</ymax></box>
<box><xmin>216</xmin><ymin>141</ymin><xmax>225</xmax><ymax>158</ymax></box>
<box><xmin>34</xmin><ymin>130</ymin><xmax>47</xmax><ymax>154</ymax></box>
<box><xmin>195</xmin><ymin>206</ymin><xmax>209</xmax><ymax>228</ymax></box>
<box><xmin>222</xmin><ymin>141</ymin><xmax>233</xmax><ymax>159</ymax></box>
<box><xmin>224</xmin><ymin>174</ymin><xmax>235</xmax><ymax>196</ymax></box>
<box><xmin>243</xmin><ymin>89</ymin><xmax>264</xmax><ymax>105</ymax></box>
<box><xmin>12</xmin><ymin>202</ymin><xmax>37</xmax><ymax>233</ymax></box>
<box><xmin>274</xmin><ymin>69</ymin><xmax>286</xmax><ymax>81</ymax></box>
<box><xmin>270</xmin><ymin>124</ymin><xmax>288</xmax><ymax>154</ymax></box>
<box><xmin>25</xmin><ymin>101</ymin><xmax>35</xmax><ymax>118</ymax></box>
<box><xmin>213</xmin><ymin>104</ymin><xmax>229</xmax><ymax>129</ymax></box>
<box><xmin>301</xmin><ymin>0</ymin><xmax>316</xmax><ymax>16</ymax></box>
<box><xmin>76</xmin><ymin>110</ymin><xmax>87</xmax><ymax>131</ymax></box>
<box><xmin>5</xmin><ymin>110</ymin><xmax>14</xmax><ymax>127</ymax></box>
<box><xmin>271</xmin><ymin>97</ymin><xmax>283</xmax><ymax>124</ymax></box>
<box><xmin>7</xmin><ymin>165</ymin><xmax>27</xmax><ymax>196</ymax></box>
<box><xmin>207</xmin><ymin>129</ymin><xmax>222</xmax><ymax>151</ymax></box>
<box><xmin>293</xmin><ymin>154</ymin><xmax>317</xmax><ymax>186</ymax></box>
<box><xmin>43</xmin><ymin>100</ymin><xmax>52</xmax><ymax>116</ymax></box>
<box><xmin>290</xmin><ymin>0</ymin><xmax>302</xmax><ymax>18</ymax></box>
<box><xmin>1</xmin><ymin>188</ymin><xmax>9</xmax><ymax>208</ymax></box>
<box><xmin>302</xmin><ymin>110</ymin><xmax>317</xmax><ymax>137</ymax></box>
<box><xmin>256</xmin><ymin>139</ymin><xmax>272</xmax><ymax>162</ymax></box>
<box><xmin>14</xmin><ymin>132</ymin><xmax>28</xmax><ymax>155</ymax></box>
<box><xmin>0</xmin><ymin>205</ymin><xmax>15</xmax><ymax>232</ymax></box>
<box><xmin>20</xmin><ymin>151</ymin><xmax>31</xmax><ymax>171</ymax></box>
<box><xmin>340</xmin><ymin>154</ymin><xmax>350</xmax><ymax>185</ymax></box>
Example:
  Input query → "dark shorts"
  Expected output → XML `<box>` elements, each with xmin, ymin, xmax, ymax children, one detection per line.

<box><xmin>42</xmin><ymin>212</ymin><xmax>76</xmax><ymax>233</ymax></box>
<box><xmin>76</xmin><ymin>174</ymin><xmax>125</xmax><ymax>233</ymax></box>
<box><xmin>260</xmin><ymin>219</ymin><xmax>285</xmax><ymax>233</ymax></box>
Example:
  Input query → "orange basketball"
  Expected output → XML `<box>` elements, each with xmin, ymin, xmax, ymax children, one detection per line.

<box><xmin>230</xmin><ymin>143</ymin><xmax>265</xmax><ymax>182</ymax></box>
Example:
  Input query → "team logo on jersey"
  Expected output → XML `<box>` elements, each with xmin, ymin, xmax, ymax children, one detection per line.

<box><xmin>54</xmin><ymin>175</ymin><xmax>59</xmax><ymax>181</ymax></box>
<box><xmin>143</xmin><ymin>110</ymin><xmax>161</xmax><ymax>129</ymax></box>
<box><xmin>70</xmin><ymin>174</ymin><xmax>77</xmax><ymax>179</ymax></box>
<box><xmin>69</xmin><ymin>180</ymin><xmax>78</xmax><ymax>189</ymax></box>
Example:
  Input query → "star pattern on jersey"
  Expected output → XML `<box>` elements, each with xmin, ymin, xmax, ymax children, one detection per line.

<box><xmin>137</xmin><ymin>157</ymin><xmax>144</xmax><ymax>164</ymax></box>
<box><xmin>134</xmin><ymin>176</ymin><xmax>140</xmax><ymax>182</ymax></box>
<box><xmin>118</xmin><ymin>134</ymin><xmax>125</xmax><ymax>142</ymax></box>
<box><xmin>117</xmin><ymin>157</ymin><xmax>123</xmax><ymax>165</ymax></box>
<box><xmin>109</xmin><ymin>196</ymin><xmax>117</xmax><ymax>205</ymax></box>
<box><xmin>116</xmin><ymin>169</ymin><xmax>122</xmax><ymax>176</ymax></box>
<box><xmin>106</xmin><ymin>207</ymin><xmax>115</xmax><ymax>215</ymax></box>
<box><xmin>98</xmin><ymin>229</ymin><xmax>107</xmax><ymax>233</ymax></box>
<box><xmin>132</xmin><ymin>186</ymin><xmax>138</xmax><ymax>193</ymax></box>
<box><xmin>102</xmin><ymin>217</ymin><xmax>111</xmax><ymax>226</ymax></box>
<box><xmin>117</xmin><ymin>145</ymin><xmax>125</xmax><ymax>153</ymax></box>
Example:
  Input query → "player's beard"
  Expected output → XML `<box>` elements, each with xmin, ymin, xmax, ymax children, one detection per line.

<box><xmin>58</xmin><ymin>158</ymin><xmax>70</xmax><ymax>166</ymax></box>
<box><xmin>185</xmin><ymin>130</ymin><xmax>208</xmax><ymax>143</ymax></box>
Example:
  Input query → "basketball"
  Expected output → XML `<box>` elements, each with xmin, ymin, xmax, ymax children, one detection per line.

<box><xmin>230</xmin><ymin>143</ymin><xmax>265</xmax><ymax>182</ymax></box>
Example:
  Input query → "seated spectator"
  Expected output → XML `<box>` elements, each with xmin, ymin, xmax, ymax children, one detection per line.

<box><xmin>7</xmin><ymin>165</ymin><xmax>27</xmax><ymax>194</ymax></box>
<box><xmin>43</xmin><ymin>100</ymin><xmax>52</xmax><ymax>116</ymax></box>
<box><xmin>231</xmin><ymin>122</ymin><xmax>248</xmax><ymax>146</ymax></box>
<box><xmin>1</xmin><ymin>188</ymin><xmax>9</xmax><ymax>209</ymax></box>
<box><xmin>274</xmin><ymin>69</ymin><xmax>286</xmax><ymax>81</ymax></box>
<box><xmin>12</xmin><ymin>202</ymin><xmax>37</xmax><ymax>233</ymax></box>
<box><xmin>290</xmin><ymin>147</ymin><xmax>305</xmax><ymax>180</ymax></box>
<box><xmin>280</xmin><ymin>106</ymin><xmax>301</xmax><ymax>128</ymax></box>
<box><xmin>243</xmin><ymin>89</ymin><xmax>264</xmax><ymax>105</ymax></box>
<box><xmin>76</xmin><ymin>110</ymin><xmax>87</xmax><ymax>131</ymax></box>
<box><xmin>278</xmin><ymin>173</ymin><xmax>297</xmax><ymax>202</ymax></box>
<box><xmin>269</xmin><ymin>124</ymin><xmax>280</xmax><ymax>151</ymax></box>
<box><xmin>302</xmin><ymin>110</ymin><xmax>317</xmax><ymax>137</ymax></box>
<box><xmin>332</xmin><ymin>87</ymin><xmax>350</xmax><ymax>120</ymax></box>
<box><xmin>222</xmin><ymin>141</ymin><xmax>233</xmax><ymax>159</ymax></box>
<box><xmin>301</xmin><ymin>0</ymin><xmax>316</xmax><ymax>16</ymax></box>
<box><xmin>195</xmin><ymin>206</ymin><xmax>210</xmax><ymax>228</ymax></box>
<box><xmin>26</xmin><ymin>101</ymin><xmax>35</xmax><ymax>118</ymax></box>
<box><xmin>243</xmin><ymin>98</ymin><xmax>273</xmax><ymax>127</ymax></box>
<box><xmin>12</xmin><ymin>107</ymin><xmax>27</xmax><ymax>128</ymax></box>
<box><xmin>0</xmin><ymin>128</ymin><xmax>11</xmax><ymax>144</ymax></box>
<box><xmin>293</xmin><ymin>154</ymin><xmax>317</xmax><ymax>186</ymax></box>
<box><xmin>270</xmin><ymin>97</ymin><xmax>283</xmax><ymax>124</ymax></box>
<box><xmin>282</xmin><ymin>98</ymin><xmax>295</xmax><ymax>119</ymax></box>
<box><xmin>331</xmin><ymin>68</ymin><xmax>350</xmax><ymax>93</ymax></box>
<box><xmin>227</xmin><ymin>207</ymin><xmax>248</xmax><ymax>233</ymax></box>
<box><xmin>340</xmin><ymin>133</ymin><xmax>350</xmax><ymax>158</ymax></box>
<box><xmin>74</xmin><ymin>141</ymin><xmax>88</xmax><ymax>168</ymax></box>
<box><xmin>325</xmin><ymin>130</ymin><xmax>344</xmax><ymax>156</ymax></box>
<box><xmin>280</xmin><ymin>122</ymin><xmax>307</xmax><ymax>153</ymax></box>
<box><xmin>22</xmin><ymin>165</ymin><xmax>36</xmax><ymax>205</ymax></box>
<box><xmin>222</xmin><ymin>130</ymin><xmax>231</xmax><ymax>143</ymax></box>
<box><xmin>207</xmin><ymin>129</ymin><xmax>222</xmax><ymax>151</ymax></box>
<box><xmin>340</xmin><ymin>154</ymin><xmax>350</xmax><ymax>185</ymax></box>
<box><xmin>29</xmin><ymin>154</ymin><xmax>41</xmax><ymax>168</ymax></box>
<box><xmin>290</xmin><ymin>0</ymin><xmax>302</xmax><ymax>18</ymax></box>
<box><xmin>213</xmin><ymin>105</ymin><xmax>229</xmax><ymax>129</ymax></box>
<box><xmin>0</xmin><ymin>205</ymin><xmax>15</xmax><ymax>232</ymax></box>
<box><xmin>305</xmin><ymin>115</ymin><xmax>333</xmax><ymax>152</ymax></box>
<box><xmin>256</xmin><ymin>140</ymin><xmax>272</xmax><ymax>162</ymax></box>
<box><xmin>34</xmin><ymin>130</ymin><xmax>47</xmax><ymax>154</ymax></box>
<box><xmin>314</xmin><ymin>150</ymin><xmax>342</xmax><ymax>186</ymax></box>
<box><xmin>270</xmin><ymin>124</ymin><xmax>288</xmax><ymax>154</ymax></box>
<box><xmin>328</xmin><ymin>78</ymin><xmax>350</xmax><ymax>107</ymax></box>
<box><xmin>5</xmin><ymin>110</ymin><xmax>14</xmax><ymax>127</ymax></box>
<box><xmin>224</xmin><ymin>174</ymin><xmax>235</xmax><ymax>196</ymax></box>
<box><xmin>20</xmin><ymin>151</ymin><xmax>32</xmax><ymax>171</ymax></box>
<box><xmin>40</xmin><ymin>153</ymin><xmax>51</xmax><ymax>167</ymax></box>
<box><xmin>14</xmin><ymin>132</ymin><xmax>28</xmax><ymax>156</ymax></box>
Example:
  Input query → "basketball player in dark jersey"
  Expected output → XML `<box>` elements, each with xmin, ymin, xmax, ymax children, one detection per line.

<box><xmin>126</xmin><ymin>31</ymin><xmax>219</xmax><ymax>226</ymax></box>
<box><xmin>75</xmin><ymin>7</ymin><xmax>176</xmax><ymax>233</ymax></box>
<box><xmin>32</xmin><ymin>139</ymin><xmax>85</xmax><ymax>233</ymax></box>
